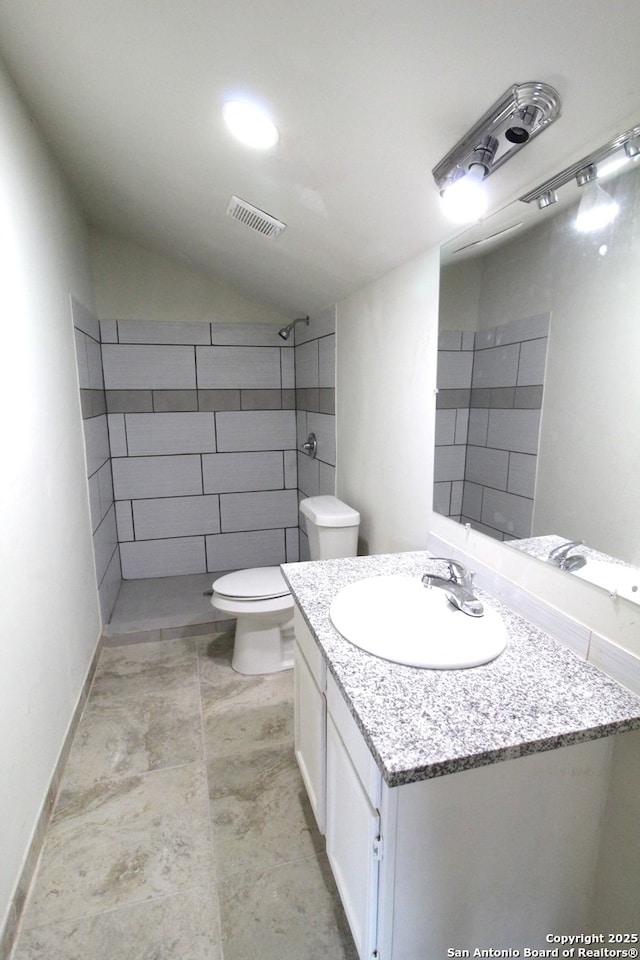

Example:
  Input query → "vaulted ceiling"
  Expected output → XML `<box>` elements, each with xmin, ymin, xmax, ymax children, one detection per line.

<box><xmin>1</xmin><ymin>0</ymin><xmax>639</xmax><ymax>316</ymax></box>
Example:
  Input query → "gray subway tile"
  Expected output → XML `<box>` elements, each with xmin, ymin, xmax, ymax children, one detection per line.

<box><xmin>515</xmin><ymin>385</ymin><xmax>544</xmax><ymax>409</ymax></box>
<box><xmin>198</xmin><ymin>389</ymin><xmax>241</xmax><ymax>411</ymax></box>
<box><xmin>286</xmin><ymin>526</ymin><xmax>300</xmax><ymax>562</ymax></box>
<box><xmin>433</xmin><ymin>482</ymin><xmax>453</xmax><ymax>515</ymax></box>
<box><xmin>99</xmin><ymin>319</ymin><xmax>118</xmax><ymax>343</ymax></box>
<box><xmin>240</xmin><ymin>389</ymin><xmax>282</xmax><ymax>410</ymax></box>
<box><xmin>120</xmin><ymin>537</ymin><xmax>206</xmax><ymax>578</ymax></box>
<box><xmin>467</xmin><ymin>408</ymin><xmax>489</xmax><ymax>447</ymax></box>
<box><xmin>115</xmin><ymin>500</ymin><xmax>134</xmax><ymax>541</ymax></box>
<box><xmin>112</xmin><ymin>455</ymin><xmax>203</xmax><ymax>499</ymax></box>
<box><xmin>282</xmin><ymin>389</ymin><xmax>296</xmax><ymax>410</ymax></box>
<box><xmin>318</xmin><ymin>461</ymin><xmax>335</xmax><ymax>496</ymax></box>
<box><xmin>202</xmin><ymin>452</ymin><xmax>284</xmax><ymax>493</ymax></box>
<box><xmin>465</xmin><ymin>445</ymin><xmax>509</xmax><ymax>489</ymax></box>
<box><xmin>107</xmin><ymin>414</ymin><xmax>127</xmax><ymax>457</ymax></box>
<box><xmin>297</xmin><ymin>450</ymin><xmax>320</xmax><ymax>498</ymax></box>
<box><xmin>296</xmin><ymin>388</ymin><xmax>319</xmax><ymax>413</ymax></box>
<box><xmin>306</xmin><ymin>412</ymin><xmax>335</xmax><ymax>467</ymax></box>
<box><xmin>210</xmin><ymin>323</ymin><xmax>285</xmax><ymax>346</ymax></box>
<box><xmin>517</xmin><ymin>338</ymin><xmax>548</xmax><ymax>386</ymax></box>
<box><xmin>103</xmin><ymin>344</ymin><xmax>196</xmax><ymax>390</ymax></box>
<box><xmin>125</xmin><ymin>412</ymin><xmax>216</xmax><ymax>455</ymax></box>
<box><xmin>83</xmin><ymin>415</ymin><xmax>110</xmax><ymax>477</ymax></box>
<box><xmin>319</xmin><ymin>388</ymin><xmax>335</xmax><ymax>415</ymax></box>
<box><xmin>281</xmin><ymin>348</ymin><xmax>295</xmax><ymax>389</ymax></box>
<box><xmin>132</xmin><ymin>495</ymin><xmax>220</xmax><ymax>539</ymax></box>
<box><xmin>206</xmin><ymin>529</ymin><xmax>286</xmax><ymax>571</ymax></box>
<box><xmin>284</xmin><ymin>450</ymin><xmax>297</xmax><ymax>489</ymax></box>
<box><xmin>152</xmin><ymin>390</ymin><xmax>198</xmax><ymax>412</ymax></box>
<box><xmin>106</xmin><ymin>390</ymin><xmax>154</xmax><ymax>413</ymax></box>
<box><xmin>508</xmin><ymin>452</ymin><xmax>538</xmax><ymax>498</ymax></box>
<box><xmin>196</xmin><ymin>346</ymin><xmax>282</xmax><ymax>389</ymax></box>
<box><xmin>435</xmin><ymin>409</ymin><xmax>457</xmax><ymax>445</ymax></box>
<box><xmin>438</xmin><ymin>330</ymin><xmax>462</xmax><ymax>350</ymax></box>
<box><xmin>494</xmin><ymin>313</ymin><xmax>550</xmax><ymax>345</ymax></box>
<box><xmin>490</xmin><ymin>387</ymin><xmax>516</xmax><ymax>409</ymax></box>
<box><xmin>462</xmin><ymin>481</ymin><xmax>484</xmax><ymax>521</ymax></box>
<box><xmin>216</xmin><ymin>411</ymin><xmax>296</xmax><ymax>452</ymax></box>
<box><xmin>437</xmin><ymin>351</ymin><xmax>473</xmax><ymax>390</ymax></box>
<box><xmin>436</xmin><ymin>388</ymin><xmax>471</xmax><ymax>410</ymax></box>
<box><xmin>481</xmin><ymin>488</ymin><xmax>534</xmax><ymax>539</ymax></box>
<box><xmin>220</xmin><ymin>489</ymin><xmax>299</xmax><ymax>532</ymax></box>
<box><xmin>471</xmin><ymin>343</ymin><xmax>520</xmax><ymax>388</ymax></box>
<box><xmin>117</xmin><ymin>320</ymin><xmax>211</xmax><ymax>344</ymax></box>
<box><xmin>433</xmin><ymin>445</ymin><xmax>466</xmax><ymax>483</ymax></box>
<box><xmin>470</xmin><ymin>388</ymin><xmax>492</xmax><ymax>408</ymax></box>
<box><xmin>486</xmin><ymin>409</ymin><xmax>542</xmax><ymax>455</ymax></box>
<box><xmin>295</xmin><ymin>340</ymin><xmax>319</xmax><ymax>388</ymax></box>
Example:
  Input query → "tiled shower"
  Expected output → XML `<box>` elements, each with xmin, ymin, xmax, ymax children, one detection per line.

<box><xmin>73</xmin><ymin>302</ymin><xmax>336</xmax><ymax>627</ymax></box>
<box><xmin>434</xmin><ymin>313</ymin><xmax>549</xmax><ymax>541</ymax></box>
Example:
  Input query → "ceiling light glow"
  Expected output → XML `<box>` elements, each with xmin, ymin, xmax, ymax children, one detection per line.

<box><xmin>439</xmin><ymin>165</ymin><xmax>489</xmax><ymax>223</ymax></box>
<box><xmin>223</xmin><ymin>100</ymin><xmax>279</xmax><ymax>150</ymax></box>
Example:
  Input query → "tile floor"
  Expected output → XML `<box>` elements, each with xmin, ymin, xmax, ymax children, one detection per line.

<box><xmin>11</xmin><ymin>616</ymin><xmax>358</xmax><ymax>959</ymax></box>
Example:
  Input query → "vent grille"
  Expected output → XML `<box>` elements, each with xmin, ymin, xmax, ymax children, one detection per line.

<box><xmin>226</xmin><ymin>196</ymin><xmax>286</xmax><ymax>239</ymax></box>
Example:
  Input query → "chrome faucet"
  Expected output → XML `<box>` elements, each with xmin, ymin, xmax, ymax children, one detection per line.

<box><xmin>421</xmin><ymin>558</ymin><xmax>484</xmax><ymax>618</ymax></box>
<box><xmin>547</xmin><ymin>539</ymin><xmax>587</xmax><ymax>572</ymax></box>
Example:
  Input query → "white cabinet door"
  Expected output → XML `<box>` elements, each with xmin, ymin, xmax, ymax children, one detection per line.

<box><xmin>294</xmin><ymin>639</ymin><xmax>326</xmax><ymax>833</ymax></box>
<box><xmin>326</xmin><ymin>711</ymin><xmax>380</xmax><ymax>960</ymax></box>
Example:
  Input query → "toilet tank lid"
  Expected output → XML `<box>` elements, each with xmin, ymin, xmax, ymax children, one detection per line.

<box><xmin>299</xmin><ymin>495</ymin><xmax>360</xmax><ymax>527</ymax></box>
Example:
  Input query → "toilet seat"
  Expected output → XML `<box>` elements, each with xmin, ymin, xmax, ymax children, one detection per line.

<box><xmin>212</xmin><ymin>566</ymin><xmax>289</xmax><ymax>601</ymax></box>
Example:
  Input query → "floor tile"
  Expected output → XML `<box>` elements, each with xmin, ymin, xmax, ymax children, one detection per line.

<box><xmin>23</xmin><ymin>763</ymin><xmax>214</xmax><ymax>929</ymax></box>
<box><xmin>218</xmin><ymin>855</ymin><xmax>358</xmax><ymax>960</ymax></box>
<box><xmin>12</xmin><ymin>886</ymin><xmax>223</xmax><ymax>960</ymax></box>
<box><xmin>207</xmin><ymin>743</ymin><xmax>323</xmax><ymax>879</ymax></box>
<box><xmin>92</xmin><ymin>637</ymin><xmax>198</xmax><ymax>702</ymax></box>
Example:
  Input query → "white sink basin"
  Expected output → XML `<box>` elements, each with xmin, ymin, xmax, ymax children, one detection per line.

<box><xmin>572</xmin><ymin>559</ymin><xmax>640</xmax><ymax>604</ymax></box>
<box><xmin>329</xmin><ymin>574</ymin><xmax>508</xmax><ymax>669</ymax></box>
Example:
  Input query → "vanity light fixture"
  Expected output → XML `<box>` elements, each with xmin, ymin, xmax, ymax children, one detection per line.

<box><xmin>574</xmin><ymin>165</ymin><xmax>619</xmax><ymax>233</ymax></box>
<box><xmin>432</xmin><ymin>82</ymin><xmax>561</xmax><ymax>224</ymax></box>
<box><xmin>520</xmin><ymin>121</ymin><xmax>640</xmax><ymax>228</ymax></box>
<box><xmin>223</xmin><ymin>100</ymin><xmax>279</xmax><ymax>150</ymax></box>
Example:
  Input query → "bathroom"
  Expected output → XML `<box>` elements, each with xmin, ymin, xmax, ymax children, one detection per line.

<box><xmin>2</xmin><ymin>1</ymin><xmax>640</xmax><ymax>957</ymax></box>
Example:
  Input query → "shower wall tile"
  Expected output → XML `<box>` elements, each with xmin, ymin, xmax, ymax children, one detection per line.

<box><xmin>240</xmin><ymin>389</ymin><xmax>283</xmax><ymax>410</ymax></box>
<box><xmin>481</xmin><ymin>488</ymin><xmax>534</xmax><ymax>540</ymax></box>
<box><xmin>466</xmin><ymin>444</ymin><xmax>509</xmax><ymax>489</ymax></box>
<box><xmin>197</xmin><ymin>389</ymin><xmax>241</xmax><ymax>412</ymax></box>
<box><xmin>132</xmin><ymin>495</ymin><xmax>220</xmax><ymax>539</ymax></box>
<box><xmin>454</xmin><ymin>409</ymin><xmax>469</xmax><ymax>445</ymax></box>
<box><xmin>202</xmin><ymin>452</ymin><xmax>284</xmax><ymax>493</ymax></box>
<box><xmin>83</xmin><ymin>414</ymin><xmax>111</xmax><ymax>478</ymax></box>
<box><xmin>284</xmin><ymin>450</ymin><xmax>297</xmax><ymax>488</ymax></box>
<box><xmin>472</xmin><ymin>344</ymin><xmax>520</xmax><ymax>388</ymax></box>
<box><xmin>433</xmin><ymin>444</ymin><xmax>466</xmax><ymax>483</ymax></box>
<box><xmin>281</xmin><ymin>349</ymin><xmax>295</xmax><ymax>389</ymax></box>
<box><xmin>120</xmin><ymin>536</ymin><xmax>206</xmax><ymax>579</ymax></box>
<box><xmin>107</xmin><ymin>414</ymin><xmax>127</xmax><ymax>457</ymax></box>
<box><xmin>125</xmin><ymin>412</ymin><xmax>216</xmax><ymax>455</ymax></box>
<box><xmin>494</xmin><ymin>313</ymin><xmax>549</xmax><ymax>345</ymax></box>
<box><xmin>117</xmin><ymin>320</ymin><xmax>212</xmax><ymax>344</ymax></box>
<box><xmin>103</xmin><ymin>344</ymin><xmax>196</xmax><ymax>389</ymax></box>
<box><xmin>435</xmin><ymin>409</ymin><xmax>456</xmax><ymax>445</ymax></box>
<box><xmin>486</xmin><ymin>409</ymin><xmax>541</xmax><ymax>455</ymax></box>
<box><xmin>153</xmin><ymin>390</ymin><xmax>198</xmax><ymax>412</ymax></box>
<box><xmin>220</xmin><ymin>489</ymin><xmax>298</xmax><ymax>532</ymax></box>
<box><xmin>318</xmin><ymin>461</ymin><xmax>335</xmax><ymax>496</ymax></box>
<box><xmin>285</xmin><ymin>526</ymin><xmax>300</xmax><ymax>562</ymax></box>
<box><xmin>292</xmin><ymin>340</ymin><xmax>318</xmax><ymax>388</ymax></box>
<box><xmin>210</xmin><ymin>323</ymin><xmax>289</xmax><ymax>346</ymax></box>
<box><xmin>462</xmin><ymin>481</ymin><xmax>483</xmax><ymax>521</ymax></box>
<box><xmin>99</xmin><ymin>319</ymin><xmax>118</xmax><ymax>343</ymax></box>
<box><xmin>106</xmin><ymin>390</ymin><xmax>154</xmax><ymax>413</ymax></box>
<box><xmin>112</xmin><ymin>455</ymin><xmax>203</xmax><ymax>499</ymax></box>
<box><xmin>467</xmin><ymin>408</ymin><xmax>489</xmax><ymax>446</ymax></box>
<box><xmin>196</xmin><ymin>346</ymin><xmax>282</xmax><ymax>389</ymax></box>
<box><xmin>307</xmin><ymin>412</ymin><xmax>335</xmax><ymax>467</ymax></box>
<box><xmin>216</xmin><ymin>410</ymin><xmax>296</xmax><ymax>452</ymax></box>
<box><xmin>92</xmin><ymin>506</ymin><xmax>119</xmax><ymax>584</ymax></box>
<box><xmin>115</xmin><ymin>500</ymin><xmax>134</xmax><ymax>541</ymax></box>
<box><xmin>71</xmin><ymin>295</ymin><xmax>100</xmax><ymax>340</ymax></box>
<box><xmin>517</xmin><ymin>338</ymin><xmax>549</xmax><ymax>386</ymax></box>
<box><xmin>508</xmin><ymin>452</ymin><xmax>537</xmax><ymax>498</ymax></box>
<box><xmin>297</xmin><ymin>450</ymin><xmax>320</xmax><ymax>499</ymax></box>
<box><xmin>205</xmin><ymin>529</ymin><xmax>286</xmax><ymax>571</ymax></box>
<box><xmin>437</xmin><ymin>351</ymin><xmax>473</xmax><ymax>390</ymax></box>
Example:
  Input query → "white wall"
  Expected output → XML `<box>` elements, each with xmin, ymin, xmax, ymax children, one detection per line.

<box><xmin>91</xmin><ymin>230</ymin><xmax>287</xmax><ymax>325</ymax></box>
<box><xmin>0</xmin><ymin>58</ymin><xmax>100</xmax><ymax>944</ymax></box>
<box><xmin>336</xmin><ymin>249</ymin><xmax>439</xmax><ymax>554</ymax></box>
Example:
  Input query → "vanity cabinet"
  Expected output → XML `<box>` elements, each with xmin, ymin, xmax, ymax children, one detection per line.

<box><xmin>293</xmin><ymin>607</ymin><xmax>327</xmax><ymax>833</ymax></box>
<box><xmin>294</xmin><ymin>605</ymin><xmax>617</xmax><ymax>959</ymax></box>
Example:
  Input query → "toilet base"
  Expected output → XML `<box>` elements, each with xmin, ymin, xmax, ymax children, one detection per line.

<box><xmin>231</xmin><ymin>612</ymin><xmax>295</xmax><ymax>675</ymax></box>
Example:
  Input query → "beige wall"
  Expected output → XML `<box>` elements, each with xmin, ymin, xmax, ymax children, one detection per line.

<box><xmin>0</xmin><ymin>58</ymin><xmax>100</xmax><ymax>943</ymax></box>
<box><xmin>91</xmin><ymin>229</ymin><xmax>288</xmax><ymax>325</ymax></box>
<box><xmin>336</xmin><ymin>249</ymin><xmax>439</xmax><ymax>555</ymax></box>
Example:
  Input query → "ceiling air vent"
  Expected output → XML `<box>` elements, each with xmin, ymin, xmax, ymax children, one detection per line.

<box><xmin>226</xmin><ymin>195</ymin><xmax>286</xmax><ymax>239</ymax></box>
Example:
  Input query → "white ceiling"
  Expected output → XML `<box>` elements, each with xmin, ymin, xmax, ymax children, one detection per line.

<box><xmin>1</xmin><ymin>0</ymin><xmax>639</xmax><ymax>317</ymax></box>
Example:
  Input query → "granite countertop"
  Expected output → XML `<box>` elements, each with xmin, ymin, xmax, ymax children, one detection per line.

<box><xmin>281</xmin><ymin>551</ymin><xmax>640</xmax><ymax>788</ymax></box>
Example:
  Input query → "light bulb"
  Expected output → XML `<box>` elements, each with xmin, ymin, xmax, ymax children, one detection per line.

<box><xmin>223</xmin><ymin>100</ymin><xmax>279</xmax><ymax>150</ymax></box>
<box><xmin>575</xmin><ymin>181</ymin><xmax>619</xmax><ymax>233</ymax></box>
<box><xmin>440</xmin><ymin>165</ymin><xmax>488</xmax><ymax>224</ymax></box>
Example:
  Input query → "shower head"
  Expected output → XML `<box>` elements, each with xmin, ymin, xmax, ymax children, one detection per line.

<box><xmin>278</xmin><ymin>316</ymin><xmax>309</xmax><ymax>340</ymax></box>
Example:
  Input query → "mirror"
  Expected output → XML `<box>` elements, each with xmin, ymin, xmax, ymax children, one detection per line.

<box><xmin>434</xmin><ymin>156</ymin><xmax>640</xmax><ymax>570</ymax></box>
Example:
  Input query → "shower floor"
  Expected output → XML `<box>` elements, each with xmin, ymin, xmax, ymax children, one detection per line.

<box><xmin>104</xmin><ymin>572</ymin><xmax>232</xmax><ymax>645</ymax></box>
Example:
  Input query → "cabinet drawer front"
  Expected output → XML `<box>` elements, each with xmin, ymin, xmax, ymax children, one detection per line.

<box><xmin>294</xmin><ymin>605</ymin><xmax>326</xmax><ymax>690</ymax></box>
<box><xmin>327</xmin><ymin>673</ymin><xmax>382</xmax><ymax>808</ymax></box>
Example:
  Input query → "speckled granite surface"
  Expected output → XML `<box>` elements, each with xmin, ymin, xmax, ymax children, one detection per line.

<box><xmin>281</xmin><ymin>551</ymin><xmax>640</xmax><ymax>788</ymax></box>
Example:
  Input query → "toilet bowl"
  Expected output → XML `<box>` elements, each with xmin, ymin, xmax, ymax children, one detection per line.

<box><xmin>210</xmin><ymin>495</ymin><xmax>360</xmax><ymax>675</ymax></box>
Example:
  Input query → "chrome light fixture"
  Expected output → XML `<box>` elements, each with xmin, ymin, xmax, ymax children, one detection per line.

<box><xmin>520</xmin><ymin>121</ymin><xmax>640</xmax><ymax>231</ymax></box>
<box><xmin>433</xmin><ymin>82</ymin><xmax>562</xmax><ymax>224</ymax></box>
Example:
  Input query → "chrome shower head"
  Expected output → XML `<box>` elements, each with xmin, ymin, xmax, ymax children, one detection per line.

<box><xmin>278</xmin><ymin>316</ymin><xmax>309</xmax><ymax>340</ymax></box>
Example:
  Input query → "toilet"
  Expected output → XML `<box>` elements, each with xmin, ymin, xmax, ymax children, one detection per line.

<box><xmin>210</xmin><ymin>495</ymin><xmax>360</xmax><ymax>674</ymax></box>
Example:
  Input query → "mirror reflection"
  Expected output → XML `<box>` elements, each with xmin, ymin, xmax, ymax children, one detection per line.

<box><xmin>435</xmin><ymin>158</ymin><xmax>640</xmax><ymax>569</ymax></box>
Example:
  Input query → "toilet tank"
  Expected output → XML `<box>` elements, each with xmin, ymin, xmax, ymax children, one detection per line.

<box><xmin>299</xmin><ymin>496</ymin><xmax>360</xmax><ymax>560</ymax></box>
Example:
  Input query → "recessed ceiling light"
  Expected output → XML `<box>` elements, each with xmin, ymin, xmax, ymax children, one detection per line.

<box><xmin>223</xmin><ymin>100</ymin><xmax>279</xmax><ymax>150</ymax></box>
